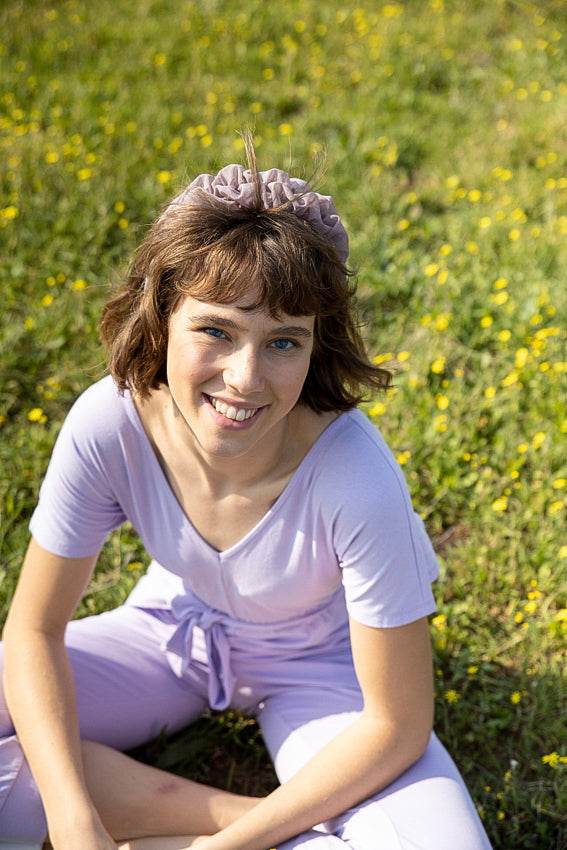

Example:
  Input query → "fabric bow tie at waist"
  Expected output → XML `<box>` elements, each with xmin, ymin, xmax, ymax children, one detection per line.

<box><xmin>163</xmin><ymin>600</ymin><xmax>235</xmax><ymax>710</ymax></box>
<box><xmin>162</xmin><ymin>588</ymin><xmax>351</xmax><ymax>711</ymax></box>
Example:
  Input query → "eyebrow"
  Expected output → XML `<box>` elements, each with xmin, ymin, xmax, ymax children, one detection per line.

<box><xmin>188</xmin><ymin>314</ymin><xmax>313</xmax><ymax>338</ymax></box>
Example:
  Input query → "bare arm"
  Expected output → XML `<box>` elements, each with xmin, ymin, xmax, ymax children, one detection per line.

<box><xmin>193</xmin><ymin>615</ymin><xmax>434</xmax><ymax>850</ymax></box>
<box><xmin>2</xmin><ymin>537</ymin><xmax>116</xmax><ymax>848</ymax></box>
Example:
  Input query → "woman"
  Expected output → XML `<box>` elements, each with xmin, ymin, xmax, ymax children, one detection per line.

<box><xmin>0</xmin><ymin>141</ymin><xmax>492</xmax><ymax>849</ymax></box>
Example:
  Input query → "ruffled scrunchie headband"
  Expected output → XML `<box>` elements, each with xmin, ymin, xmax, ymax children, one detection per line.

<box><xmin>159</xmin><ymin>163</ymin><xmax>349</xmax><ymax>263</ymax></box>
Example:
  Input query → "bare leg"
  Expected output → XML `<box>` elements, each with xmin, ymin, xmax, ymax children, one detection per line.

<box><xmin>81</xmin><ymin>740</ymin><xmax>259</xmax><ymax>841</ymax></box>
<box><xmin>117</xmin><ymin>839</ymin><xmax>202</xmax><ymax>850</ymax></box>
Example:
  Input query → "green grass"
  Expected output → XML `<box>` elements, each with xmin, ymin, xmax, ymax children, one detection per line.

<box><xmin>1</xmin><ymin>0</ymin><xmax>566</xmax><ymax>846</ymax></box>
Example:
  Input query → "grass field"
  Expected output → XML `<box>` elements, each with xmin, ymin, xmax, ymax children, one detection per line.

<box><xmin>1</xmin><ymin>0</ymin><xmax>566</xmax><ymax>847</ymax></box>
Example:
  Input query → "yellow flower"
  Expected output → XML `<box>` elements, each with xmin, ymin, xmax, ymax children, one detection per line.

<box><xmin>444</xmin><ymin>690</ymin><xmax>460</xmax><ymax>703</ymax></box>
<box><xmin>28</xmin><ymin>408</ymin><xmax>46</xmax><ymax>423</ymax></box>
<box><xmin>515</xmin><ymin>348</ymin><xmax>529</xmax><ymax>368</ymax></box>
<box><xmin>425</xmin><ymin>263</ymin><xmax>439</xmax><ymax>277</ymax></box>
<box><xmin>1</xmin><ymin>205</ymin><xmax>19</xmax><ymax>220</ymax></box>
<box><xmin>71</xmin><ymin>279</ymin><xmax>87</xmax><ymax>290</ymax></box>
<box><xmin>511</xmin><ymin>692</ymin><xmax>521</xmax><ymax>704</ymax></box>
<box><xmin>369</xmin><ymin>403</ymin><xmax>386</xmax><ymax>417</ymax></box>
<box><xmin>532</xmin><ymin>432</ymin><xmax>546</xmax><ymax>449</ymax></box>
<box><xmin>542</xmin><ymin>752</ymin><xmax>567</xmax><ymax>768</ymax></box>
<box><xmin>492</xmin><ymin>497</ymin><xmax>508</xmax><ymax>512</ymax></box>
<box><xmin>431</xmin><ymin>357</ymin><xmax>445</xmax><ymax>374</ymax></box>
<box><xmin>77</xmin><ymin>168</ymin><xmax>91</xmax><ymax>180</ymax></box>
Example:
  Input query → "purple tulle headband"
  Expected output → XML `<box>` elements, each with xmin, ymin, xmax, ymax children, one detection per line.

<box><xmin>162</xmin><ymin>164</ymin><xmax>349</xmax><ymax>263</ymax></box>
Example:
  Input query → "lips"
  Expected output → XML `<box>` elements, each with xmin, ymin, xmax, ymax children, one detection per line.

<box><xmin>206</xmin><ymin>395</ymin><xmax>260</xmax><ymax>422</ymax></box>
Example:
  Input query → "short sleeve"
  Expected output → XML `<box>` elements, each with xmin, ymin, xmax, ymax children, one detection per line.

<box><xmin>29</xmin><ymin>379</ymin><xmax>128</xmax><ymax>558</ymax></box>
<box><xmin>319</xmin><ymin>412</ymin><xmax>439</xmax><ymax>628</ymax></box>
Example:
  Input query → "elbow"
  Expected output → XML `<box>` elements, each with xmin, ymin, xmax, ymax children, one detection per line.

<box><xmin>410</xmin><ymin>693</ymin><xmax>435</xmax><ymax>762</ymax></box>
<box><xmin>389</xmin><ymin>700</ymin><xmax>435</xmax><ymax>769</ymax></box>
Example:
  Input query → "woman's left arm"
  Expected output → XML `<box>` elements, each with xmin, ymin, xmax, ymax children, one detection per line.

<box><xmin>198</xmin><ymin>615</ymin><xmax>434</xmax><ymax>850</ymax></box>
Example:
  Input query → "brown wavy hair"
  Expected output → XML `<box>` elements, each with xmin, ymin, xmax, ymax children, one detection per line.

<box><xmin>99</xmin><ymin>146</ymin><xmax>391</xmax><ymax>412</ymax></box>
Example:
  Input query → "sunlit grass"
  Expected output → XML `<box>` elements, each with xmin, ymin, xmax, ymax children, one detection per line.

<box><xmin>1</xmin><ymin>1</ymin><xmax>566</xmax><ymax>846</ymax></box>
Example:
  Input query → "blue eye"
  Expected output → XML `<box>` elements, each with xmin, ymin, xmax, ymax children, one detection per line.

<box><xmin>270</xmin><ymin>338</ymin><xmax>296</xmax><ymax>351</ymax></box>
<box><xmin>203</xmin><ymin>327</ymin><xmax>227</xmax><ymax>339</ymax></box>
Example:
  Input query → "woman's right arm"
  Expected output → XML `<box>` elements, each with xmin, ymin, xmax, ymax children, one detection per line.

<box><xmin>2</xmin><ymin>536</ymin><xmax>117</xmax><ymax>849</ymax></box>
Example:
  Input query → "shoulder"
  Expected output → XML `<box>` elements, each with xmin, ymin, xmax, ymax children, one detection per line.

<box><xmin>51</xmin><ymin>375</ymin><xmax>142</xmax><ymax>473</ymax></box>
<box><xmin>62</xmin><ymin>376</ymin><xmax>134</xmax><ymax>442</ymax></box>
<box><xmin>309</xmin><ymin>408</ymin><xmax>424</xmax><ymax>541</ymax></box>
<box><xmin>313</xmin><ymin>408</ymin><xmax>407</xmax><ymax>495</ymax></box>
<box><xmin>66</xmin><ymin>374</ymin><xmax>130</xmax><ymax>424</ymax></box>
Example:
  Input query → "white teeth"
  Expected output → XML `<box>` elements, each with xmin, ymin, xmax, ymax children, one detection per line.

<box><xmin>209</xmin><ymin>397</ymin><xmax>258</xmax><ymax>421</ymax></box>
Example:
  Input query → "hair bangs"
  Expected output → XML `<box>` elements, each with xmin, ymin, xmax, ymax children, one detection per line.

<box><xmin>172</xmin><ymin>210</ymin><xmax>340</xmax><ymax>319</ymax></box>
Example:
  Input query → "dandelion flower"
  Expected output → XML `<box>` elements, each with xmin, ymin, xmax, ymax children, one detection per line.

<box><xmin>444</xmin><ymin>690</ymin><xmax>460</xmax><ymax>703</ymax></box>
<box><xmin>492</xmin><ymin>497</ymin><xmax>508</xmax><ymax>512</ymax></box>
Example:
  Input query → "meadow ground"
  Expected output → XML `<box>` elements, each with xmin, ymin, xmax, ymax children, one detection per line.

<box><xmin>0</xmin><ymin>0</ymin><xmax>566</xmax><ymax>847</ymax></box>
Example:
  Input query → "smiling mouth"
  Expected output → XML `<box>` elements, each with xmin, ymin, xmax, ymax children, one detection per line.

<box><xmin>206</xmin><ymin>395</ymin><xmax>261</xmax><ymax>422</ymax></box>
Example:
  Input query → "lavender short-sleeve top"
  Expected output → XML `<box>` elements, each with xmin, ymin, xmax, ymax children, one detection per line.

<box><xmin>30</xmin><ymin>376</ymin><xmax>439</xmax><ymax>628</ymax></box>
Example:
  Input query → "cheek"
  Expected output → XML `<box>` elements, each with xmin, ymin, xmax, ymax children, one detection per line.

<box><xmin>277</xmin><ymin>358</ymin><xmax>312</xmax><ymax>399</ymax></box>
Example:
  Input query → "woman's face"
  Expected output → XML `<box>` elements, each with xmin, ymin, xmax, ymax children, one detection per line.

<box><xmin>165</xmin><ymin>290</ymin><xmax>315</xmax><ymax>465</ymax></box>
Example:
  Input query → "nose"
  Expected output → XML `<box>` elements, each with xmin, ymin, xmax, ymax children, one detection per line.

<box><xmin>224</xmin><ymin>344</ymin><xmax>265</xmax><ymax>394</ymax></box>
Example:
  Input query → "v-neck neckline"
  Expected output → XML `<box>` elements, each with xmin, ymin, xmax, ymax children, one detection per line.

<box><xmin>124</xmin><ymin>389</ymin><xmax>346</xmax><ymax>558</ymax></box>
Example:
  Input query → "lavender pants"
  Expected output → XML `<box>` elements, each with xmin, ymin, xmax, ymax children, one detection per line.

<box><xmin>0</xmin><ymin>603</ymin><xmax>492</xmax><ymax>849</ymax></box>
